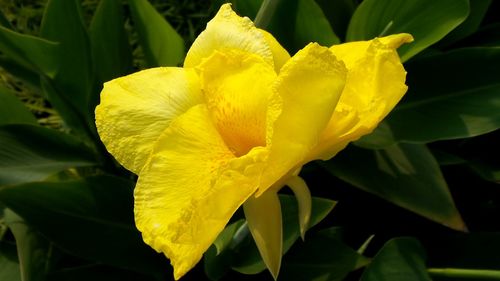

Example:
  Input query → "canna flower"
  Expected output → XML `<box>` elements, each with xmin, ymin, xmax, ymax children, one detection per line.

<box><xmin>95</xmin><ymin>4</ymin><xmax>412</xmax><ymax>280</ymax></box>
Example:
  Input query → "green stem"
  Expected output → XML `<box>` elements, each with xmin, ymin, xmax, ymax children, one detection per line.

<box><xmin>254</xmin><ymin>0</ymin><xmax>282</xmax><ymax>29</ymax></box>
<box><xmin>428</xmin><ymin>268</ymin><xmax>500</xmax><ymax>280</ymax></box>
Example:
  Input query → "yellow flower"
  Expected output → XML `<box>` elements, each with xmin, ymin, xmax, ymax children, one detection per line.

<box><xmin>95</xmin><ymin>4</ymin><xmax>412</xmax><ymax>280</ymax></box>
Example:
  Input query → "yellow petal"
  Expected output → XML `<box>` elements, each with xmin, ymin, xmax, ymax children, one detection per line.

<box><xmin>259</xmin><ymin>29</ymin><xmax>290</xmax><ymax>73</ymax></box>
<box><xmin>258</xmin><ymin>43</ymin><xmax>347</xmax><ymax>195</ymax></box>
<box><xmin>198</xmin><ymin>49</ymin><xmax>278</xmax><ymax>156</ymax></box>
<box><xmin>95</xmin><ymin>67</ymin><xmax>202</xmax><ymax>174</ymax></box>
<box><xmin>329</xmin><ymin>33</ymin><xmax>413</xmax><ymax>69</ymax></box>
<box><xmin>286</xmin><ymin>176</ymin><xmax>312</xmax><ymax>240</ymax></box>
<box><xmin>134</xmin><ymin>104</ymin><xmax>268</xmax><ymax>279</ymax></box>
<box><xmin>184</xmin><ymin>4</ymin><xmax>273</xmax><ymax>68</ymax></box>
<box><xmin>309</xmin><ymin>34</ymin><xmax>413</xmax><ymax>161</ymax></box>
<box><xmin>243</xmin><ymin>190</ymin><xmax>283</xmax><ymax>280</ymax></box>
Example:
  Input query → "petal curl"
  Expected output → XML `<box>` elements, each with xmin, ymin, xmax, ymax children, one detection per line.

<box><xmin>198</xmin><ymin>49</ymin><xmax>278</xmax><ymax>156</ymax></box>
<box><xmin>308</xmin><ymin>34</ymin><xmax>413</xmax><ymax>161</ymax></box>
<box><xmin>184</xmin><ymin>4</ymin><xmax>273</xmax><ymax>68</ymax></box>
<box><xmin>258</xmin><ymin>43</ymin><xmax>347</xmax><ymax>195</ymax></box>
<box><xmin>134</xmin><ymin>104</ymin><xmax>267</xmax><ymax>279</ymax></box>
<box><xmin>95</xmin><ymin>67</ymin><xmax>202</xmax><ymax>174</ymax></box>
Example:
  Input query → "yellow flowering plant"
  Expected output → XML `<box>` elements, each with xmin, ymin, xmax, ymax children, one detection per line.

<box><xmin>95</xmin><ymin>4</ymin><xmax>411</xmax><ymax>279</ymax></box>
<box><xmin>4</xmin><ymin>0</ymin><xmax>500</xmax><ymax>280</ymax></box>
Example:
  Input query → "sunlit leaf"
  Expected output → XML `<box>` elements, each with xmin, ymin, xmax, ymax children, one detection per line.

<box><xmin>347</xmin><ymin>0</ymin><xmax>469</xmax><ymax>61</ymax></box>
<box><xmin>322</xmin><ymin>144</ymin><xmax>466</xmax><ymax>231</ymax></box>
<box><xmin>231</xmin><ymin>195</ymin><xmax>337</xmax><ymax>274</ymax></box>
<box><xmin>0</xmin><ymin>124</ymin><xmax>96</xmax><ymax>185</ymax></box>
<box><xmin>128</xmin><ymin>0</ymin><xmax>185</xmax><ymax>67</ymax></box>
<box><xmin>0</xmin><ymin>176</ymin><xmax>168</xmax><ymax>278</ymax></box>
<box><xmin>0</xmin><ymin>85</ymin><xmax>37</xmax><ymax>126</ymax></box>
<box><xmin>360</xmin><ymin>238</ymin><xmax>431</xmax><ymax>281</ymax></box>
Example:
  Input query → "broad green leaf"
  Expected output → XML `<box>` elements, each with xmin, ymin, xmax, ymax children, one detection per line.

<box><xmin>4</xmin><ymin>210</ymin><xmax>50</xmax><ymax>281</ymax></box>
<box><xmin>232</xmin><ymin>195</ymin><xmax>337</xmax><ymax>274</ymax></box>
<box><xmin>0</xmin><ymin>241</ymin><xmax>21</xmax><ymax>281</ymax></box>
<box><xmin>279</xmin><ymin>231</ymin><xmax>370</xmax><ymax>281</ymax></box>
<box><xmin>128</xmin><ymin>0</ymin><xmax>185</xmax><ymax>67</ymax></box>
<box><xmin>0</xmin><ymin>176</ymin><xmax>168</xmax><ymax>278</ymax></box>
<box><xmin>439</xmin><ymin>0</ymin><xmax>491</xmax><ymax>46</ymax></box>
<box><xmin>322</xmin><ymin>144</ymin><xmax>466</xmax><ymax>231</ymax></box>
<box><xmin>89</xmin><ymin>0</ymin><xmax>133</xmax><ymax>85</ymax></box>
<box><xmin>383</xmin><ymin>47</ymin><xmax>500</xmax><ymax>143</ymax></box>
<box><xmin>346</xmin><ymin>0</ymin><xmax>469</xmax><ymax>61</ymax></box>
<box><xmin>315</xmin><ymin>0</ymin><xmax>358</xmax><ymax>41</ymax></box>
<box><xmin>0</xmin><ymin>56</ymin><xmax>41</xmax><ymax>91</ymax></box>
<box><xmin>0</xmin><ymin>25</ymin><xmax>59</xmax><ymax>77</ymax></box>
<box><xmin>360</xmin><ymin>238</ymin><xmax>431</xmax><ymax>281</ymax></box>
<box><xmin>40</xmin><ymin>0</ymin><xmax>93</xmax><ymax>122</ymax></box>
<box><xmin>0</xmin><ymin>85</ymin><xmax>37</xmax><ymax>125</ymax></box>
<box><xmin>0</xmin><ymin>124</ymin><xmax>96</xmax><ymax>185</ymax></box>
<box><xmin>204</xmin><ymin>220</ymin><xmax>246</xmax><ymax>280</ymax></box>
<box><xmin>264</xmin><ymin>0</ymin><xmax>339</xmax><ymax>53</ymax></box>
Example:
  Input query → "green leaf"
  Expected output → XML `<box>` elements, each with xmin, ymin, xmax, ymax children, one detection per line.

<box><xmin>128</xmin><ymin>0</ymin><xmax>185</xmax><ymax>67</ymax></box>
<box><xmin>204</xmin><ymin>220</ymin><xmax>246</xmax><ymax>280</ymax></box>
<box><xmin>4</xmin><ymin>210</ymin><xmax>50</xmax><ymax>281</ymax></box>
<box><xmin>0</xmin><ymin>176</ymin><xmax>168</xmax><ymax>278</ymax></box>
<box><xmin>360</xmin><ymin>237</ymin><xmax>431</xmax><ymax>281</ymax></box>
<box><xmin>231</xmin><ymin>195</ymin><xmax>337</xmax><ymax>274</ymax></box>
<box><xmin>0</xmin><ymin>85</ymin><xmax>37</xmax><ymax>126</ymax></box>
<box><xmin>0</xmin><ymin>56</ymin><xmax>41</xmax><ymax>91</ymax></box>
<box><xmin>89</xmin><ymin>0</ymin><xmax>133</xmax><ymax>84</ymax></box>
<box><xmin>383</xmin><ymin>47</ymin><xmax>500</xmax><ymax>143</ymax></box>
<box><xmin>346</xmin><ymin>0</ymin><xmax>470</xmax><ymax>62</ymax></box>
<box><xmin>0</xmin><ymin>241</ymin><xmax>21</xmax><ymax>281</ymax></box>
<box><xmin>0</xmin><ymin>25</ymin><xmax>59</xmax><ymax>77</ymax></box>
<box><xmin>40</xmin><ymin>0</ymin><xmax>93</xmax><ymax>122</ymax></box>
<box><xmin>279</xmin><ymin>231</ymin><xmax>370</xmax><ymax>281</ymax></box>
<box><xmin>39</xmin><ymin>77</ymin><xmax>92</xmax><ymax>139</ymax></box>
<box><xmin>315</xmin><ymin>0</ymin><xmax>358</xmax><ymax>41</ymax></box>
<box><xmin>321</xmin><ymin>144</ymin><xmax>466</xmax><ymax>231</ymax></box>
<box><xmin>0</xmin><ymin>124</ymin><xmax>97</xmax><ymax>185</ymax></box>
<box><xmin>439</xmin><ymin>0</ymin><xmax>492</xmax><ymax>47</ymax></box>
<box><xmin>264</xmin><ymin>0</ymin><xmax>340</xmax><ymax>53</ymax></box>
